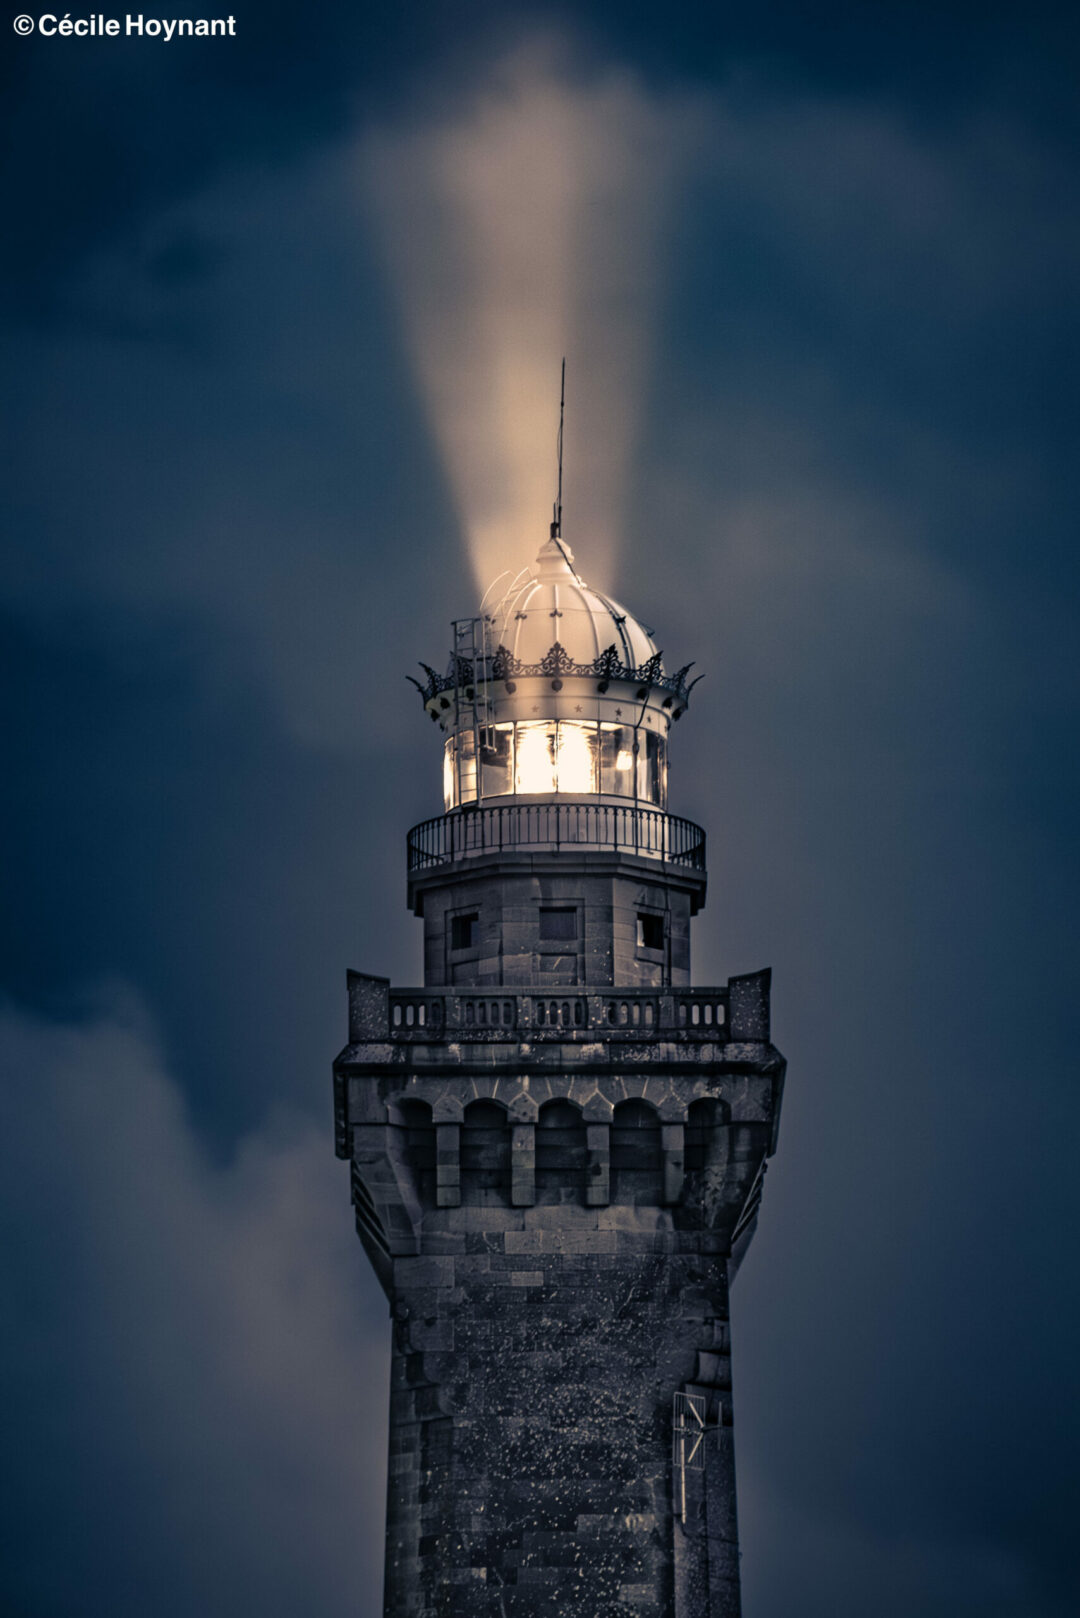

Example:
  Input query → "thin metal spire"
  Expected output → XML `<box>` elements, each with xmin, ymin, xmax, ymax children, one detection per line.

<box><xmin>550</xmin><ymin>357</ymin><xmax>565</xmax><ymax>540</ymax></box>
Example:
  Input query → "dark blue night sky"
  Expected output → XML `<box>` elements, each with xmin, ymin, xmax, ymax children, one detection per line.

<box><xmin>2</xmin><ymin>4</ymin><xmax>1078</xmax><ymax>1615</ymax></box>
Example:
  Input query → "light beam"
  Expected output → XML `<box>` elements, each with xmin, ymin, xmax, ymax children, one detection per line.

<box><xmin>361</xmin><ymin>37</ymin><xmax>699</xmax><ymax>594</ymax></box>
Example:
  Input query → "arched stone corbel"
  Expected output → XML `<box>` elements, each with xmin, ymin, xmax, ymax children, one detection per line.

<box><xmin>581</xmin><ymin>1090</ymin><xmax>614</xmax><ymax>1123</ymax></box>
<box><xmin>430</xmin><ymin>1093</ymin><xmax>465</xmax><ymax>1124</ymax></box>
<box><xmin>504</xmin><ymin>1086</ymin><xmax>539</xmax><ymax>1122</ymax></box>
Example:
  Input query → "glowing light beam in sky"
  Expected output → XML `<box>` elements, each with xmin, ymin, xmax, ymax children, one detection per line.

<box><xmin>361</xmin><ymin>37</ymin><xmax>699</xmax><ymax>595</ymax></box>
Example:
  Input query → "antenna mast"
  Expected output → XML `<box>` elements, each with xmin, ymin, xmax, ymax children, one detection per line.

<box><xmin>550</xmin><ymin>357</ymin><xmax>565</xmax><ymax>540</ymax></box>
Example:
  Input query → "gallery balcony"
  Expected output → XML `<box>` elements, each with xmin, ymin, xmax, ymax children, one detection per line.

<box><xmin>406</xmin><ymin>800</ymin><xmax>707</xmax><ymax>874</ymax></box>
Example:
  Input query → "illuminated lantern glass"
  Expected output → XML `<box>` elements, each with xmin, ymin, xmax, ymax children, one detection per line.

<box><xmin>443</xmin><ymin>743</ymin><xmax>455</xmax><ymax>810</ymax></box>
<box><xmin>556</xmin><ymin>722</ymin><xmax>597</xmax><ymax>793</ymax></box>
<box><xmin>515</xmin><ymin>722</ymin><xmax>557</xmax><ymax>794</ymax></box>
<box><xmin>447</xmin><ymin>719</ymin><xmax>666</xmax><ymax>807</ymax></box>
<box><xmin>480</xmin><ymin>723</ymin><xmax>514</xmax><ymax>797</ymax></box>
<box><xmin>600</xmin><ymin>724</ymin><xmax>635</xmax><ymax>798</ymax></box>
<box><xmin>442</xmin><ymin>732</ymin><xmax>478</xmax><ymax>809</ymax></box>
<box><xmin>638</xmin><ymin>732</ymin><xmax>662</xmax><ymax>804</ymax></box>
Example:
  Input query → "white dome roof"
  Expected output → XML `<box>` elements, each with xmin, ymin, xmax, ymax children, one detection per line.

<box><xmin>488</xmin><ymin>538</ymin><xmax>658</xmax><ymax>672</ymax></box>
<box><xmin>410</xmin><ymin>533</ymin><xmax>698</xmax><ymax>745</ymax></box>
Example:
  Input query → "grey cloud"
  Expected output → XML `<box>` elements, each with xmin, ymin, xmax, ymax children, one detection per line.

<box><xmin>0</xmin><ymin>997</ymin><xmax>388</xmax><ymax>1617</ymax></box>
<box><xmin>2</xmin><ymin>146</ymin><xmax>457</xmax><ymax>756</ymax></box>
<box><xmin>694</xmin><ymin>93</ymin><xmax>1079</xmax><ymax>315</ymax></box>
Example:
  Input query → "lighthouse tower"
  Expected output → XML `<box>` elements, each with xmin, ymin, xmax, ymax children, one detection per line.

<box><xmin>333</xmin><ymin>533</ymin><xmax>786</xmax><ymax>1618</ymax></box>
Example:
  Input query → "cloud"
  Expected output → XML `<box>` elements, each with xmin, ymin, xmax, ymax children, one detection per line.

<box><xmin>0</xmin><ymin>995</ymin><xmax>388</xmax><ymax>1618</ymax></box>
<box><xmin>1</xmin><ymin>141</ymin><xmax>454</xmax><ymax>755</ymax></box>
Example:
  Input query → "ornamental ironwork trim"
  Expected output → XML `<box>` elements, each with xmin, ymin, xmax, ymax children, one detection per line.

<box><xmin>407</xmin><ymin>642</ymin><xmax>702</xmax><ymax>707</ymax></box>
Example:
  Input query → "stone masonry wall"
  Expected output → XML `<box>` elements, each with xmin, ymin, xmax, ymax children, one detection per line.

<box><xmin>335</xmin><ymin>967</ymin><xmax>784</xmax><ymax>1618</ymax></box>
<box><xmin>385</xmin><ymin>1205</ymin><xmax>738</xmax><ymax>1618</ymax></box>
<box><xmin>413</xmin><ymin>859</ymin><xmax>701</xmax><ymax>989</ymax></box>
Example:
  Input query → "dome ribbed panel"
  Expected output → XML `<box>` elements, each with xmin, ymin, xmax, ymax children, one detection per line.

<box><xmin>494</xmin><ymin>572</ymin><xmax>658</xmax><ymax>674</ymax></box>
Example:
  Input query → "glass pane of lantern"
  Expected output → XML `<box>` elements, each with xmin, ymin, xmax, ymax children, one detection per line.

<box><xmin>480</xmin><ymin>723</ymin><xmax>514</xmax><ymax>797</ymax></box>
<box><xmin>600</xmin><ymin>724</ymin><xmax>636</xmax><ymax>797</ymax></box>
<box><xmin>515</xmin><ymin>721</ymin><xmax>557</xmax><ymax>794</ymax></box>
<box><xmin>555</xmin><ymin>722</ymin><xmax>597</xmax><ymax>793</ymax></box>
<box><xmin>443</xmin><ymin>738</ymin><xmax>456</xmax><ymax>810</ymax></box>
<box><xmin>457</xmin><ymin>729</ymin><xmax>478</xmax><ymax>803</ymax></box>
<box><xmin>651</xmin><ymin>733</ymin><xmax>665</xmax><ymax>805</ymax></box>
<box><xmin>637</xmin><ymin>730</ymin><xmax>663</xmax><ymax>805</ymax></box>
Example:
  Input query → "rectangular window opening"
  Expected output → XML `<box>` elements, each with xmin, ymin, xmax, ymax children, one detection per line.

<box><xmin>637</xmin><ymin>912</ymin><xmax>665</xmax><ymax>952</ymax></box>
<box><xmin>539</xmin><ymin>907</ymin><xmax>577</xmax><ymax>942</ymax></box>
<box><xmin>451</xmin><ymin>912</ymin><xmax>478</xmax><ymax>951</ymax></box>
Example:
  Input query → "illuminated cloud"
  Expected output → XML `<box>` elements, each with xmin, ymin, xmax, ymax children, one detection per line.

<box><xmin>361</xmin><ymin>37</ymin><xmax>702</xmax><ymax>595</ymax></box>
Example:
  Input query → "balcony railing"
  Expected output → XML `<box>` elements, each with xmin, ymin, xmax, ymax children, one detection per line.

<box><xmin>407</xmin><ymin>802</ymin><xmax>706</xmax><ymax>873</ymax></box>
<box><xmin>384</xmin><ymin>987</ymin><xmax>729</xmax><ymax>1041</ymax></box>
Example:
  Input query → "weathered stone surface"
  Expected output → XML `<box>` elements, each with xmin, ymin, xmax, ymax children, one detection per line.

<box><xmin>383</xmin><ymin>1240</ymin><xmax>731</xmax><ymax>1618</ymax></box>
<box><xmin>411</xmin><ymin>860</ymin><xmax>703</xmax><ymax>990</ymax></box>
<box><xmin>336</xmin><ymin>830</ymin><xmax>785</xmax><ymax>1616</ymax></box>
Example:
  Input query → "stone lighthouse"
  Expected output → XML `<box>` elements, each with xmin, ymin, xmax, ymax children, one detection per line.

<box><xmin>333</xmin><ymin>531</ymin><xmax>786</xmax><ymax>1617</ymax></box>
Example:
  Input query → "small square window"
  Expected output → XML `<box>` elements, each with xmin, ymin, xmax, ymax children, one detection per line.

<box><xmin>539</xmin><ymin>907</ymin><xmax>576</xmax><ymax>942</ymax></box>
<box><xmin>451</xmin><ymin>913</ymin><xmax>478</xmax><ymax>951</ymax></box>
<box><xmin>637</xmin><ymin>912</ymin><xmax>665</xmax><ymax>952</ymax></box>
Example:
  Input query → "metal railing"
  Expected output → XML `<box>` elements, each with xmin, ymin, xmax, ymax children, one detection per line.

<box><xmin>407</xmin><ymin>802</ymin><xmax>706</xmax><ymax>872</ymax></box>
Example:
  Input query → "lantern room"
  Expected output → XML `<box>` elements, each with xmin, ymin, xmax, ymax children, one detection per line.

<box><xmin>411</xmin><ymin>536</ymin><xmax>699</xmax><ymax>813</ymax></box>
